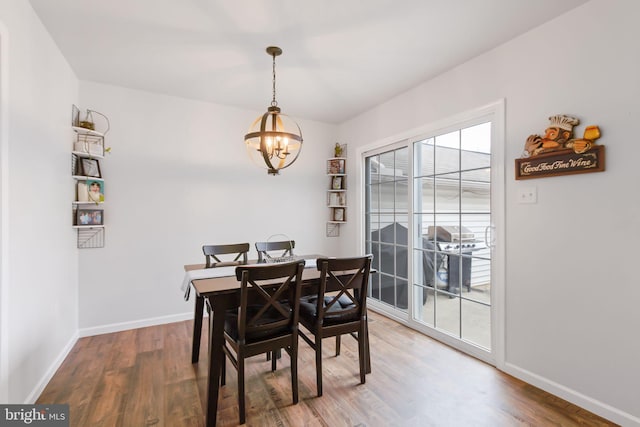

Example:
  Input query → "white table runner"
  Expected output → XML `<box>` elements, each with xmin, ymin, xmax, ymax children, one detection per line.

<box><xmin>180</xmin><ymin>266</ymin><xmax>237</xmax><ymax>294</ymax></box>
<box><xmin>181</xmin><ymin>258</ymin><xmax>317</xmax><ymax>299</ymax></box>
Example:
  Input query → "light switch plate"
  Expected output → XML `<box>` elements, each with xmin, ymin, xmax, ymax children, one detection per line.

<box><xmin>517</xmin><ymin>187</ymin><xmax>537</xmax><ymax>204</ymax></box>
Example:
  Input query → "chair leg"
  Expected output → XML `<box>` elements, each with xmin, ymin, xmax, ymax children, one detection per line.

<box><xmin>238</xmin><ymin>354</ymin><xmax>246</xmax><ymax>425</ymax></box>
<box><xmin>266</xmin><ymin>348</ymin><xmax>282</xmax><ymax>361</ymax></box>
<box><xmin>335</xmin><ymin>335</ymin><xmax>341</xmax><ymax>356</ymax></box>
<box><xmin>364</xmin><ymin>317</ymin><xmax>371</xmax><ymax>374</ymax></box>
<box><xmin>271</xmin><ymin>350</ymin><xmax>277</xmax><ymax>371</ymax></box>
<box><xmin>290</xmin><ymin>343</ymin><xmax>299</xmax><ymax>404</ymax></box>
<box><xmin>220</xmin><ymin>351</ymin><xmax>226</xmax><ymax>386</ymax></box>
<box><xmin>315</xmin><ymin>334</ymin><xmax>323</xmax><ymax>397</ymax></box>
<box><xmin>358</xmin><ymin>328</ymin><xmax>366</xmax><ymax>384</ymax></box>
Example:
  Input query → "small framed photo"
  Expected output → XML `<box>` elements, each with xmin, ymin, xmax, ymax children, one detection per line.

<box><xmin>79</xmin><ymin>158</ymin><xmax>101</xmax><ymax>178</ymax></box>
<box><xmin>333</xmin><ymin>208</ymin><xmax>345</xmax><ymax>222</ymax></box>
<box><xmin>329</xmin><ymin>192</ymin><xmax>346</xmax><ymax>206</ymax></box>
<box><xmin>328</xmin><ymin>159</ymin><xmax>339</xmax><ymax>174</ymax></box>
<box><xmin>86</xmin><ymin>179</ymin><xmax>105</xmax><ymax>203</ymax></box>
<box><xmin>328</xmin><ymin>159</ymin><xmax>345</xmax><ymax>174</ymax></box>
<box><xmin>332</xmin><ymin>176</ymin><xmax>343</xmax><ymax>190</ymax></box>
<box><xmin>76</xmin><ymin>208</ymin><xmax>103</xmax><ymax>226</ymax></box>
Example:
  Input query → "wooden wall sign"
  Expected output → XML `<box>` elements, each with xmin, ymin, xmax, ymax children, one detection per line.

<box><xmin>515</xmin><ymin>145</ymin><xmax>605</xmax><ymax>180</ymax></box>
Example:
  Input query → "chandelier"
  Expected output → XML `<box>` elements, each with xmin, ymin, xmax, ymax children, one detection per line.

<box><xmin>244</xmin><ymin>46</ymin><xmax>303</xmax><ymax>175</ymax></box>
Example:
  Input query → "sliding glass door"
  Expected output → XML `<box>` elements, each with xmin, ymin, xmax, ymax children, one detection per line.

<box><xmin>363</xmin><ymin>105</ymin><xmax>503</xmax><ymax>361</ymax></box>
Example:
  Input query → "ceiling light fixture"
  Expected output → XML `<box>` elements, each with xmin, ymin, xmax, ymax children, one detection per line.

<box><xmin>244</xmin><ymin>46</ymin><xmax>303</xmax><ymax>175</ymax></box>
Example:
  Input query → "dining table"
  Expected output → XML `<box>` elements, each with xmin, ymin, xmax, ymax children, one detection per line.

<box><xmin>181</xmin><ymin>256</ymin><xmax>371</xmax><ymax>427</ymax></box>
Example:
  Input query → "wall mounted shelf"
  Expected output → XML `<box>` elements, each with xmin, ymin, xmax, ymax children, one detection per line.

<box><xmin>326</xmin><ymin>151</ymin><xmax>347</xmax><ymax>237</ymax></box>
<box><xmin>71</xmin><ymin>104</ymin><xmax>109</xmax><ymax>248</ymax></box>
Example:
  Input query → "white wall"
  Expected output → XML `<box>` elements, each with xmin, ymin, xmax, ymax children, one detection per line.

<box><xmin>338</xmin><ymin>0</ymin><xmax>639</xmax><ymax>425</ymax></box>
<box><xmin>0</xmin><ymin>1</ymin><xmax>79</xmax><ymax>404</ymax></box>
<box><xmin>77</xmin><ymin>82</ymin><xmax>339</xmax><ymax>332</ymax></box>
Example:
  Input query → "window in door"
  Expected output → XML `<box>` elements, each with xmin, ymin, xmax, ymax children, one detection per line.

<box><xmin>365</xmin><ymin>147</ymin><xmax>410</xmax><ymax>312</ymax></box>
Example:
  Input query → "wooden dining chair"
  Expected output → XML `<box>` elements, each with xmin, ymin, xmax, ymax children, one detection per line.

<box><xmin>187</xmin><ymin>243</ymin><xmax>250</xmax><ymax>363</ymax></box>
<box><xmin>255</xmin><ymin>240</ymin><xmax>295</xmax><ymax>263</ymax></box>
<box><xmin>298</xmin><ymin>255</ymin><xmax>373</xmax><ymax>396</ymax></box>
<box><xmin>221</xmin><ymin>260</ymin><xmax>305</xmax><ymax>424</ymax></box>
<box><xmin>253</xmin><ymin>239</ymin><xmax>297</xmax><ymax>362</ymax></box>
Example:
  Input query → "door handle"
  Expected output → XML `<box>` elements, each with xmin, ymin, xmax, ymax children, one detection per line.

<box><xmin>484</xmin><ymin>225</ymin><xmax>496</xmax><ymax>249</ymax></box>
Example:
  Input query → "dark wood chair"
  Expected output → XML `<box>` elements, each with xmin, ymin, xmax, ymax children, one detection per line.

<box><xmin>255</xmin><ymin>240</ymin><xmax>295</xmax><ymax>263</ymax></box>
<box><xmin>220</xmin><ymin>260</ymin><xmax>305</xmax><ymax>424</ymax></box>
<box><xmin>202</xmin><ymin>243</ymin><xmax>250</xmax><ymax>268</ymax></box>
<box><xmin>186</xmin><ymin>243</ymin><xmax>250</xmax><ymax>363</ymax></box>
<box><xmin>298</xmin><ymin>255</ymin><xmax>373</xmax><ymax>396</ymax></box>
<box><xmin>254</xmin><ymin>239</ymin><xmax>297</xmax><ymax>362</ymax></box>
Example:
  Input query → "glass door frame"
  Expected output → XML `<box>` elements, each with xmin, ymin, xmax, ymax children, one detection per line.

<box><xmin>356</xmin><ymin>100</ymin><xmax>505</xmax><ymax>367</ymax></box>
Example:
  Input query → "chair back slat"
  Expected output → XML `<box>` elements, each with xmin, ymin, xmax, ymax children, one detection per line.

<box><xmin>203</xmin><ymin>243</ymin><xmax>250</xmax><ymax>268</ymax></box>
<box><xmin>315</xmin><ymin>256</ymin><xmax>372</xmax><ymax>324</ymax></box>
<box><xmin>235</xmin><ymin>261</ymin><xmax>304</xmax><ymax>342</ymax></box>
<box><xmin>255</xmin><ymin>240</ymin><xmax>295</xmax><ymax>263</ymax></box>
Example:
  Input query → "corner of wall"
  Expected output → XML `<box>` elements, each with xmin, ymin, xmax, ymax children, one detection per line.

<box><xmin>0</xmin><ymin>18</ymin><xmax>11</xmax><ymax>405</ymax></box>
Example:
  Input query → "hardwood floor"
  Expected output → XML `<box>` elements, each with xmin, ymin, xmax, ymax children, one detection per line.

<box><xmin>37</xmin><ymin>312</ymin><xmax>616</xmax><ymax>426</ymax></box>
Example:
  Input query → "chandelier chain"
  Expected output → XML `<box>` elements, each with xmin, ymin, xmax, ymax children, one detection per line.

<box><xmin>271</xmin><ymin>53</ymin><xmax>278</xmax><ymax>107</ymax></box>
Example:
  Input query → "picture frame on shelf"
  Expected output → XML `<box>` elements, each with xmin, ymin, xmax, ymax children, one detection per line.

<box><xmin>74</xmin><ymin>133</ymin><xmax>105</xmax><ymax>157</ymax></box>
<box><xmin>328</xmin><ymin>159</ymin><xmax>339</xmax><ymax>174</ymax></box>
<box><xmin>332</xmin><ymin>176</ymin><xmax>343</xmax><ymax>190</ymax></box>
<box><xmin>86</xmin><ymin>179</ymin><xmax>105</xmax><ymax>203</ymax></box>
<box><xmin>333</xmin><ymin>208</ymin><xmax>345</xmax><ymax>222</ymax></box>
<box><xmin>76</xmin><ymin>181</ymin><xmax>89</xmax><ymax>202</ymax></box>
<box><xmin>76</xmin><ymin>208</ymin><xmax>103</xmax><ymax>226</ymax></box>
<box><xmin>79</xmin><ymin>158</ymin><xmax>101</xmax><ymax>178</ymax></box>
<box><xmin>329</xmin><ymin>192</ymin><xmax>346</xmax><ymax>206</ymax></box>
<box><xmin>328</xmin><ymin>159</ymin><xmax>345</xmax><ymax>174</ymax></box>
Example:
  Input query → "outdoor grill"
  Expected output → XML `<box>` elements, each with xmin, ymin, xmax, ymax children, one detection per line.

<box><xmin>428</xmin><ymin>226</ymin><xmax>477</xmax><ymax>293</ymax></box>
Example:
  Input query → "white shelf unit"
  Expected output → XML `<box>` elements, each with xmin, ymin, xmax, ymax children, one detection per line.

<box><xmin>72</xmin><ymin>201</ymin><xmax>104</xmax><ymax>206</ymax></box>
<box><xmin>71</xmin><ymin>126</ymin><xmax>104</xmax><ymax>136</ymax></box>
<box><xmin>71</xmin><ymin>105</ymin><xmax>108</xmax><ymax>248</ymax></box>
<box><xmin>326</xmin><ymin>157</ymin><xmax>347</xmax><ymax>236</ymax></box>
<box><xmin>72</xmin><ymin>150</ymin><xmax>104</xmax><ymax>159</ymax></box>
<box><xmin>72</xmin><ymin>175</ymin><xmax>104</xmax><ymax>181</ymax></box>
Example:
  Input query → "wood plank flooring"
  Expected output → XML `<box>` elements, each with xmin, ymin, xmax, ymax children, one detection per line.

<box><xmin>37</xmin><ymin>312</ymin><xmax>617</xmax><ymax>426</ymax></box>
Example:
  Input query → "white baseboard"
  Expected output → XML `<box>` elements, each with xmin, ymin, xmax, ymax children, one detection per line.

<box><xmin>503</xmin><ymin>362</ymin><xmax>640</xmax><ymax>427</ymax></box>
<box><xmin>25</xmin><ymin>331</ymin><xmax>79</xmax><ymax>404</ymax></box>
<box><xmin>78</xmin><ymin>311</ymin><xmax>195</xmax><ymax>337</ymax></box>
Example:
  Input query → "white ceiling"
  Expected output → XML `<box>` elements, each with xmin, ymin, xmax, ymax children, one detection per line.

<box><xmin>29</xmin><ymin>0</ymin><xmax>587</xmax><ymax>123</ymax></box>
